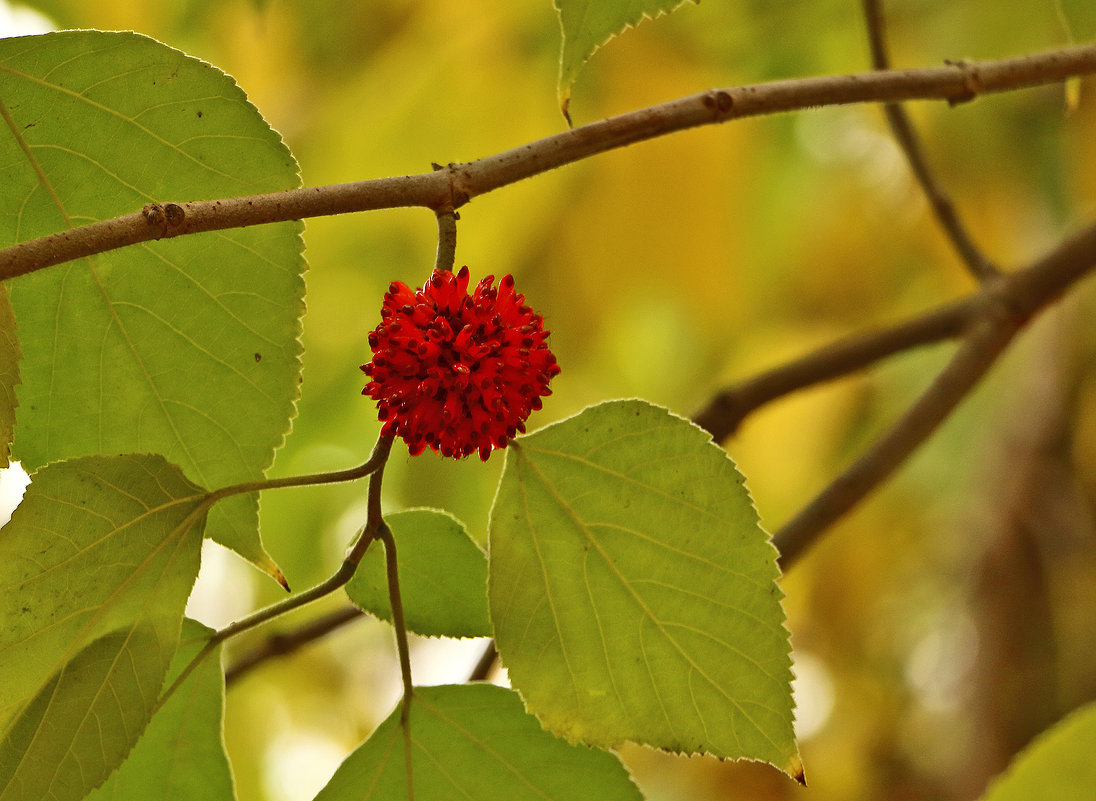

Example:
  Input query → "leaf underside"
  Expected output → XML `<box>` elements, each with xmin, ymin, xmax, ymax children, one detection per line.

<box><xmin>0</xmin><ymin>30</ymin><xmax>305</xmax><ymax>577</ymax></box>
<box><xmin>489</xmin><ymin>399</ymin><xmax>800</xmax><ymax>776</ymax></box>
<box><xmin>0</xmin><ymin>453</ymin><xmax>208</xmax><ymax>801</ymax></box>
<box><xmin>314</xmin><ymin>684</ymin><xmax>643</xmax><ymax>801</ymax></box>
<box><xmin>86</xmin><ymin>619</ymin><xmax>235</xmax><ymax>801</ymax></box>
<box><xmin>346</xmin><ymin>508</ymin><xmax>492</xmax><ymax>639</ymax></box>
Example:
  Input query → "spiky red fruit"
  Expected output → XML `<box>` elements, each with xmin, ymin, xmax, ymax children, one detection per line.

<box><xmin>361</xmin><ymin>267</ymin><xmax>561</xmax><ymax>461</ymax></box>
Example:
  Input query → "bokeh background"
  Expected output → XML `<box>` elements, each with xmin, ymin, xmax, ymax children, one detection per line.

<box><xmin>3</xmin><ymin>1</ymin><xmax>1096</xmax><ymax>799</ymax></box>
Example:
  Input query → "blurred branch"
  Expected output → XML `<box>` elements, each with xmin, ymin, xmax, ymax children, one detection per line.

<box><xmin>692</xmin><ymin>297</ymin><xmax>971</xmax><ymax>441</ymax></box>
<box><xmin>770</xmin><ymin>219</ymin><xmax>1096</xmax><ymax>569</ymax></box>
<box><xmin>862</xmin><ymin>0</ymin><xmax>1000</xmax><ymax>281</ymax></box>
<box><xmin>225</xmin><ymin>606</ymin><xmax>364</xmax><ymax>687</ymax></box>
<box><xmin>469</xmin><ymin>640</ymin><xmax>499</xmax><ymax>683</ymax></box>
<box><xmin>4</xmin><ymin>42</ymin><xmax>1096</xmax><ymax>280</ymax></box>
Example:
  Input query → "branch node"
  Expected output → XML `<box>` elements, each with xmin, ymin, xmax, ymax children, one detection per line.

<box><xmin>443</xmin><ymin>162</ymin><xmax>472</xmax><ymax>208</ymax></box>
<box><xmin>945</xmin><ymin>59</ymin><xmax>982</xmax><ymax>106</ymax></box>
<box><xmin>142</xmin><ymin>202</ymin><xmax>186</xmax><ymax>239</ymax></box>
<box><xmin>701</xmin><ymin>90</ymin><xmax>734</xmax><ymax>117</ymax></box>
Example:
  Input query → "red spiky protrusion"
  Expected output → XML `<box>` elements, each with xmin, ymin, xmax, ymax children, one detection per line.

<box><xmin>361</xmin><ymin>267</ymin><xmax>561</xmax><ymax>461</ymax></box>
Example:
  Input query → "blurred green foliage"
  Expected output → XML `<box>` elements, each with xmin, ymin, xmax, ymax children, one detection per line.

<box><xmin>7</xmin><ymin>1</ymin><xmax>1096</xmax><ymax>800</ymax></box>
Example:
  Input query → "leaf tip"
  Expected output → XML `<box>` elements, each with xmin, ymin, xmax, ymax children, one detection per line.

<box><xmin>787</xmin><ymin>754</ymin><xmax>806</xmax><ymax>786</ymax></box>
<box><xmin>559</xmin><ymin>92</ymin><xmax>573</xmax><ymax>128</ymax></box>
<box><xmin>262</xmin><ymin>558</ymin><xmax>291</xmax><ymax>591</ymax></box>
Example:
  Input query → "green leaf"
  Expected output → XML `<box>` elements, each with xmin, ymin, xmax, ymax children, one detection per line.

<box><xmin>0</xmin><ymin>31</ymin><xmax>305</xmax><ymax>578</ymax></box>
<box><xmin>488</xmin><ymin>399</ymin><xmax>801</xmax><ymax>777</ymax></box>
<box><xmin>0</xmin><ymin>286</ymin><xmax>17</xmax><ymax>467</ymax></box>
<box><xmin>0</xmin><ymin>629</ymin><xmax>165</xmax><ymax>801</ymax></box>
<box><xmin>0</xmin><ymin>453</ymin><xmax>207</xmax><ymax>799</ymax></box>
<box><xmin>313</xmin><ymin>683</ymin><xmax>643</xmax><ymax>801</ymax></box>
<box><xmin>87</xmin><ymin>619</ymin><xmax>236</xmax><ymax>801</ymax></box>
<box><xmin>979</xmin><ymin>701</ymin><xmax>1096</xmax><ymax>801</ymax></box>
<box><xmin>346</xmin><ymin>508</ymin><xmax>492</xmax><ymax>638</ymax></box>
<box><xmin>555</xmin><ymin>0</ymin><xmax>698</xmax><ymax>120</ymax></box>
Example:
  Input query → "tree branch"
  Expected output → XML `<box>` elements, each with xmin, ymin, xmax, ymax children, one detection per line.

<box><xmin>772</xmin><ymin>219</ymin><xmax>1096</xmax><ymax>569</ymax></box>
<box><xmin>692</xmin><ymin>297</ymin><xmax>972</xmax><ymax>441</ymax></box>
<box><xmin>3</xmin><ymin>43</ymin><xmax>1095</xmax><ymax>281</ymax></box>
<box><xmin>224</xmin><ymin>606</ymin><xmax>364</xmax><ymax>687</ymax></box>
<box><xmin>862</xmin><ymin>0</ymin><xmax>1000</xmax><ymax>281</ymax></box>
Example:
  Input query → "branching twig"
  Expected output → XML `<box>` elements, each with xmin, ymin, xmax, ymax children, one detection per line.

<box><xmin>376</xmin><ymin>523</ymin><xmax>416</xmax><ymax>800</ymax></box>
<box><xmin>862</xmin><ymin>0</ymin><xmax>1000</xmax><ymax>281</ymax></box>
<box><xmin>205</xmin><ymin>437</ymin><xmax>393</xmax><ymax>505</ymax></box>
<box><xmin>133</xmin><ymin>40</ymin><xmax>1096</xmax><ymax>686</ymax></box>
<box><xmin>156</xmin><ymin>435</ymin><xmax>394</xmax><ymax>707</ymax></box>
<box><xmin>772</xmin><ymin>219</ymin><xmax>1096</xmax><ymax>569</ymax></box>
<box><xmin>3</xmin><ymin>43</ymin><xmax>1095</xmax><ymax>280</ymax></box>
<box><xmin>773</xmin><ymin>318</ymin><xmax>1015</xmax><ymax>568</ymax></box>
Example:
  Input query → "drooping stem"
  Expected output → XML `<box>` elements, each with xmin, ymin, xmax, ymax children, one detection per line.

<box><xmin>205</xmin><ymin>436</ymin><xmax>393</xmax><ymax>504</ymax></box>
<box><xmin>156</xmin><ymin>436</ymin><xmax>394</xmax><ymax>706</ymax></box>
<box><xmin>377</xmin><ymin>523</ymin><xmax>416</xmax><ymax>800</ymax></box>
<box><xmin>469</xmin><ymin>640</ymin><xmax>498</xmax><ymax>682</ymax></box>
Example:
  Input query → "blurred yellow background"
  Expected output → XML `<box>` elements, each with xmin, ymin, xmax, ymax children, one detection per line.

<box><xmin>4</xmin><ymin>1</ymin><xmax>1096</xmax><ymax>799</ymax></box>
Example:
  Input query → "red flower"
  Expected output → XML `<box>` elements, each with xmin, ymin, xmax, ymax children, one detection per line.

<box><xmin>361</xmin><ymin>267</ymin><xmax>561</xmax><ymax>461</ymax></box>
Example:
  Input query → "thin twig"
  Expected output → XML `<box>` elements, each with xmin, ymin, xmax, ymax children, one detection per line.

<box><xmin>377</xmin><ymin>523</ymin><xmax>416</xmax><ymax>800</ymax></box>
<box><xmin>3</xmin><ymin>43</ymin><xmax>1095</xmax><ymax>280</ymax></box>
<box><xmin>862</xmin><ymin>0</ymin><xmax>999</xmax><ymax>281</ymax></box>
<box><xmin>205</xmin><ymin>437</ymin><xmax>393</xmax><ymax>505</ymax></box>
<box><xmin>157</xmin><ymin>436</ymin><xmax>393</xmax><ymax>707</ymax></box>
<box><xmin>773</xmin><ymin>318</ymin><xmax>1015</xmax><ymax>569</ymax></box>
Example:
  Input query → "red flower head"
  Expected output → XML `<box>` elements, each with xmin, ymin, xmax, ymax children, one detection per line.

<box><xmin>361</xmin><ymin>266</ymin><xmax>561</xmax><ymax>461</ymax></box>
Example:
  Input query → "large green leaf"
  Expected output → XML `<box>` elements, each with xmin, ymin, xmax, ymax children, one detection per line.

<box><xmin>1</xmin><ymin>629</ymin><xmax>164</xmax><ymax>801</ymax></box>
<box><xmin>313</xmin><ymin>683</ymin><xmax>643</xmax><ymax>801</ymax></box>
<box><xmin>489</xmin><ymin>399</ymin><xmax>801</xmax><ymax>777</ymax></box>
<box><xmin>0</xmin><ymin>31</ymin><xmax>305</xmax><ymax>577</ymax></box>
<box><xmin>87</xmin><ymin>620</ymin><xmax>236</xmax><ymax>801</ymax></box>
<box><xmin>0</xmin><ymin>453</ymin><xmax>207</xmax><ymax>800</ymax></box>
<box><xmin>346</xmin><ymin>508</ymin><xmax>491</xmax><ymax>639</ymax></box>
<box><xmin>0</xmin><ymin>286</ymin><xmax>17</xmax><ymax>467</ymax></box>
<box><xmin>979</xmin><ymin>701</ymin><xmax>1096</xmax><ymax>801</ymax></box>
<box><xmin>555</xmin><ymin>0</ymin><xmax>698</xmax><ymax>119</ymax></box>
